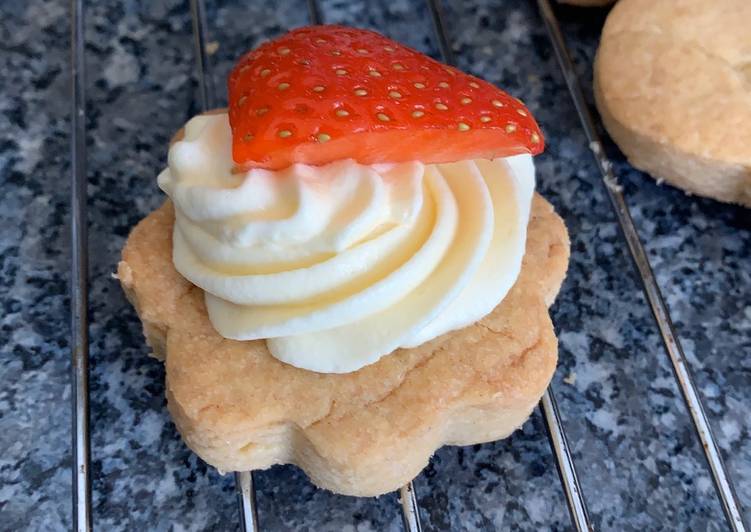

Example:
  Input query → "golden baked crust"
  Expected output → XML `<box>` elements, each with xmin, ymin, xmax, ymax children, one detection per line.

<box><xmin>594</xmin><ymin>0</ymin><xmax>751</xmax><ymax>207</ymax></box>
<box><xmin>118</xmin><ymin>196</ymin><xmax>569</xmax><ymax>496</ymax></box>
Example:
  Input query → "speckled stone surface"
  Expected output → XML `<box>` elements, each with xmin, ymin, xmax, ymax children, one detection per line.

<box><xmin>1</xmin><ymin>0</ymin><xmax>749</xmax><ymax>530</ymax></box>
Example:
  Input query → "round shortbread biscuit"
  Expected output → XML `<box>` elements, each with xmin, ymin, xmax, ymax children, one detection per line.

<box><xmin>118</xmin><ymin>196</ymin><xmax>569</xmax><ymax>496</ymax></box>
<box><xmin>594</xmin><ymin>0</ymin><xmax>751</xmax><ymax>207</ymax></box>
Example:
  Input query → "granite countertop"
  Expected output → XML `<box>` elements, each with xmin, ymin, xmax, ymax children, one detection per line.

<box><xmin>1</xmin><ymin>0</ymin><xmax>749</xmax><ymax>530</ymax></box>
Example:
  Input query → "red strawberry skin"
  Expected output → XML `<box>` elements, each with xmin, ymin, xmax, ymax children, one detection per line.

<box><xmin>228</xmin><ymin>25</ymin><xmax>544</xmax><ymax>170</ymax></box>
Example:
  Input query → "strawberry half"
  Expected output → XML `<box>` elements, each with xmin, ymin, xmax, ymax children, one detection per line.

<box><xmin>228</xmin><ymin>25</ymin><xmax>544</xmax><ymax>170</ymax></box>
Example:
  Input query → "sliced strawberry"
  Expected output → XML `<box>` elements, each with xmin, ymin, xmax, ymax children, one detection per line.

<box><xmin>228</xmin><ymin>25</ymin><xmax>543</xmax><ymax>170</ymax></box>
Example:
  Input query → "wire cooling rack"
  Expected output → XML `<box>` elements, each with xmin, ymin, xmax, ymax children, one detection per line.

<box><xmin>68</xmin><ymin>0</ymin><xmax>749</xmax><ymax>530</ymax></box>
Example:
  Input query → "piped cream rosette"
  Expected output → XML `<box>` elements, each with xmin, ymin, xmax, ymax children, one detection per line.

<box><xmin>158</xmin><ymin>113</ymin><xmax>535</xmax><ymax>373</ymax></box>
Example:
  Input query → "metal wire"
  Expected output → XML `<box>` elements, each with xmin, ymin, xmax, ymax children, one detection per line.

<box><xmin>189</xmin><ymin>0</ymin><xmax>215</xmax><ymax>111</ymax></box>
<box><xmin>305</xmin><ymin>1</ymin><xmax>424</xmax><ymax>528</ymax></box>
<box><xmin>426</xmin><ymin>0</ymin><xmax>455</xmax><ymax>66</ymax></box>
<box><xmin>70</xmin><ymin>0</ymin><xmax>92</xmax><ymax>529</ymax></box>
<box><xmin>541</xmin><ymin>390</ymin><xmax>593</xmax><ymax>531</ymax></box>
<box><xmin>187</xmin><ymin>1</ymin><xmax>260</xmax><ymax>527</ymax></box>
<box><xmin>425</xmin><ymin>1</ymin><xmax>594</xmax><ymax>530</ymax></box>
<box><xmin>307</xmin><ymin>0</ymin><xmax>323</xmax><ymax>25</ymax></box>
<box><xmin>535</xmin><ymin>1</ymin><xmax>747</xmax><ymax>529</ymax></box>
<box><xmin>399</xmin><ymin>482</ymin><xmax>423</xmax><ymax>532</ymax></box>
<box><xmin>235</xmin><ymin>472</ymin><xmax>260</xmax><ymax>532</ymax></box>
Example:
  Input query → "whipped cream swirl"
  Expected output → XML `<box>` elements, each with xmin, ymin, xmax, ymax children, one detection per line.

<box><xmin>158</xmin><ymin>113</ymin><xmax>535</xmax><ymax>373</ymax></box>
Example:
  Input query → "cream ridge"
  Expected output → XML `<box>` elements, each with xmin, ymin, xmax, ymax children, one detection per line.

<box><xmin>158</xmin><ymin>113</ymin><xmax>536</xmax><ymax>373</ymax></box>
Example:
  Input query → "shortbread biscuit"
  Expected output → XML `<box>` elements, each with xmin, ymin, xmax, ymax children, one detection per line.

<box><xmin>118</xmin><ymin>197</ymin><xmax>569</xmax><ymax>496</ymax></box>
<box><xmin>594</xmin><ymin>0</ymin><xmax>751</xmax><ymax>207</ymax></box>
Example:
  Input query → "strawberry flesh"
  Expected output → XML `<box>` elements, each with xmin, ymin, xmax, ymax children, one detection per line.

<box><xmin>228</xmin><ymin>25</ymin><xmax>544</xmax><ymax>170</ymax></box>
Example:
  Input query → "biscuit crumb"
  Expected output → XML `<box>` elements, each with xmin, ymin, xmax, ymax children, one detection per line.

<box><xmin>563</xmin><ymin>372</ymin><xmax>577</xmax><ymax>385</ymax></box>
<box><xmin>116</xmin><ymin>261</ymin><xmax>133</xmax><ymax>285</ymax></box>
<box><xmin>603</xmin><ymin>174</ymin><xmax>623</xmax><ymax>193</ymax></box>
<box><xmin>206</xmin><ymin>41</ymin><xmax>219</xmax><ymax>55</ymax></box>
